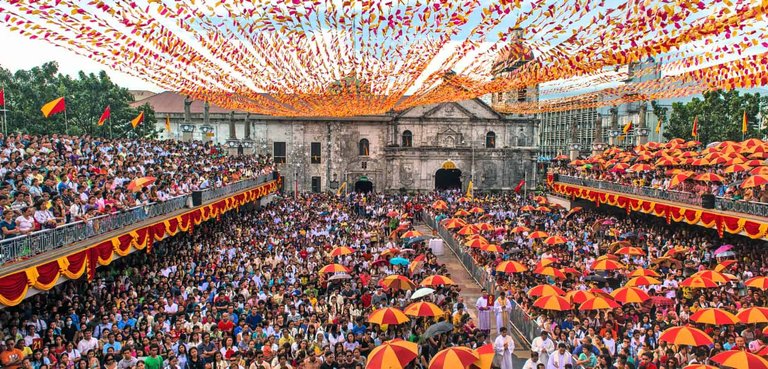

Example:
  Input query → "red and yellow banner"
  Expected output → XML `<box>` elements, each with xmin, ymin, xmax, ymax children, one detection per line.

<box><xmin>0</xmin><ymin>180</ymin><xmax>279</xmax><ymax>306</ymax></box>
<box><xmin>549</xmin><ymin>178</ymin><xmax>768</xmax><ymax>241</ymax></box>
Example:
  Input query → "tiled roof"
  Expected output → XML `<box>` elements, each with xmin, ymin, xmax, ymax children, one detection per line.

<box><xmin>130</xmin><ymin>91</ymin><xmax>245</xmax><ymax>114</ymax></box>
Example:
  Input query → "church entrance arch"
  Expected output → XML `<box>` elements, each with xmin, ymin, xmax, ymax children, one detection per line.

<box><xmin>354</xmin><ymin>176</ymin><xmax>373</xmax><ymax>193</ymax></box>
<box><xmin>435</xmin><ymin>161</ymin><xmax>462</xmax><ymax>190</ymax></box>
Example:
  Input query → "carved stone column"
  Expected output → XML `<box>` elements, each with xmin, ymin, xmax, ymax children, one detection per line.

<box><xmin>636</xmin><ymin>103</ymin><xmax>649</xmax><ymax>146</ymax></box>
<box><xmin>608</xmin><ymin>107</ymin><xmax>619</xmax><ymax>146</ymax></box>
<box><xmin>591</xmin><ymin>113</ymin><xmax>606</xmax><ymax>155</ymax></box>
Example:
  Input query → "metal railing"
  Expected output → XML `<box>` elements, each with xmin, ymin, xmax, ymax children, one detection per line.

<box><xmin>0</xmin><ymin>172</ymin><xmax>277</xmax><ymax>266</ymax></box>
<box><xmin>558</xmin><ymin>175</ymin><xmax>702</xmax><ymax>206</ymax></box>
<box><xmin>425</xmin><ymin>211</ymin><xmax>539</xmax><ymax>345</ymax></box>
<box><xmin>715</xmin><ymin>197</ymin><xmax>768</xmax><ymax>218</ymax></box>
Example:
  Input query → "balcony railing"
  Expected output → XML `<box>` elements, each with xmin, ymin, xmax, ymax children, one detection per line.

<box><xmin>556</xmin><ymin>174</ymin><xmax>768</xmax><ymax>218</ymax></box>
<box><xmin>715</xmin><ymin>197</ymin><xmax>768</xmax><ymax>218</ymax></box>
<box><xmin>0</xmin><ymin>172</ymin><xmax>277</xmax><ymax>266</ymax></box>
<box><xmin>557</xmin><ymin>175</ymin><xmax>702</xmax><ymax>206</ymax></box>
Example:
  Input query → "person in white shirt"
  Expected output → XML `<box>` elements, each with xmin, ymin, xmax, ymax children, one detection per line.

<box><xmin>547</xmin><ymin>343</ymin><xmax>574</xmax><ymax>369</ymax></box>
<box><xmin>15</xmin><ymin>207</ymin><xmax>36</xmax><ymax>234</ymax></box>
<box><xmin>77</xmin><ymin>330</ymin><xmax>99</xmax><ymax>355</ymax></box>
<box><xmin>531</xmin><ymin>331</ymin><xmax>556</xmax><ymax>366</ymax></box>
<box><xmin>493</xmin><ymin>327</ymin><xmax>515</xmax><ymax>369</ymax></box>
<box><xmin>522</xmin><ymin>351</ymin><xmax>542</xmax><ymax>369</ymax></box>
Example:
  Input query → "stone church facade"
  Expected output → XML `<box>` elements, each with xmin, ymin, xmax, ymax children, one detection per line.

<box><xmin>133</xmin><ymin>92</ymin><xmax>538</xmax><ymax>192</ymax></box>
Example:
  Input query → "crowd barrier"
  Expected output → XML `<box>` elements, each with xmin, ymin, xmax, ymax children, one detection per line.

<box><xmin>424</xmin><ymin>211</ymin><xmax>541</xmax><ymax>345</ymax></box>
<box><xmin>0</xmin><ymin>172</ymin><xmax>277</xmax><ymax>265</ymax></box>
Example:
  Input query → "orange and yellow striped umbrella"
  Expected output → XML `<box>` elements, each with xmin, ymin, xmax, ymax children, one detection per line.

<box><xmin>469</xmin><ymin>206</ymin><xmax>485</xmax><ymax>214</ymax></box>
<box><xmin>481</xmin><ymin>244</ymin><xmax>504</xmax><ymax>253</ymax></box>
<box><xmin>420</xmin><ymin>275</ymin><xmax>456</xmax><ymax>287</ymax></box>
<box><xmin>366</xmin><ymin>339</ymin><xmax>419</xmax><ymax>369</ymax></box>
<box><xmin>320</xmin><ymin>263</ymin><xmax>351</xmax><ymax>274</ymax></box>
<box><xmin>690</xmin><ymin>308</ymin><xmax>739</xmax><ymax>325</ymax></box>
<box><xmin>710</xmin><ymin>350</ymin><xmax>768</xmax><ymax>369</ymax></box>
<box><xmin>403</xmin><ymin>302</ymin><xmax>444</xmax><ymax>317</ymax></box>
<box><xmin>745</xmin><ymin>276</ymin><xmax>768</xmax><ymax>290</ymax></box>
<box><xmin>614</xmin><ymin>247</ymin><xmax>645</xmax><ymax>256</ymax></box>
<box><xmin>442</xmin><ymin>218</ymin><xmax>467</xmax><ymax>229</ymax></box>
<box><xmin>611</xmin><ymin>287</ymin><xmax>650</xmax><ymax>304</ymax></box>
<box><xmin>429</xmin><ymin>347</ymin><xmax>479</xmax><ymax>369</ymax></box>
<box><xmin>432</xmin><ymin>200</ymin><xmax>448</xmax><ymax>210</ymax></box>
<box><xmin>591</xmin><ymin>259</ymin><xmax>625</xmax><ymax>271</ymax></box>
<box><xmin>401</xmin><ymin>230</ymin><xmax>423</xmax><ymax>239</ymax></box>
<box><xmin>380</xmin><ymin>275</ymin><xmax>416</xmax><ymax>290</ymax></box>
<box><xmin>511</xmin><ymin>226</ymin><xmax>530</xmax><ymax>233</ymax></box>
<box><xmin>694</xmin><ymin>173</ymin><xmax>725</xmax><ymax>182</ymax></box>
<box><xmin>465</xmin><ymin>238</ymin><xmax>489</xmax><ymax>248</ymax></box>
<box><xmin>659</xmin><ymin>326</ymin><xmax>713</xmax><ymax>346</ymax></box>
<box><xmin>533</xmin><ymin>295</ymin><xmax>572</xmax><ymax>311</ymax></box>
<box><xmin>742</xmin><ymin>174</ymin><xmax>768</xmax><ymax>189</ymax></box>
<box><xmin>737</xmin><ymin>307</ymin><xmax>768</xmax><ymax>324</ymax></box>
<box><xmin>496</xmin><ymin>261</ymin><xmax>528</xmax><ymax>273</ymax></box>
<box><xmin>528</xmin><ymin>231</ymin><xmax>549</xmax><ymax>239</ymax></box>
<box><xmin>544</xmin><ymin>235</ymin><xmax>567</xmax><ymax>245</ymax></box>
<box><xmin>329</xmin><ymin>246</ymin><xmax>354</xmax><ymax>257</ymax></box>
<box><xmin>457</xmin><ymin>225</ymin><xmax>478</xmax><ymax>235</ymax></box>
<box><xmin>367</xmin><ymin>307</ymin><xmax>410</xmax><ymax>325</ymax></box>
<box><xmin>692</xmin><ymin>270</ymin><xmax>732</xmax><ymax>284</ymax></box>
<box><xmin>626</xmin><ymin>276</ymin><xmax>662</xmax><ymax>286</ymax></box>
<box><xmin>724</xmin><ymin>164</ymin><xmax>753</xmax><ymax>173</ymax></box>
<box><xmin>534</xmin><ymin>266</ymin><xmax>566</xmax><ymax>279</ymax></box>
<box><xmin>470</xmin><ymin>344</ymin><xmax>494</xmax><ymax>369</ymax></box>
<box><xmin>527</xmin><ymin>284</ymin><xmax>565</xmax><ymax>297</ymax></box>
<box><xmin>520</xmin><ymin>205</ymin><xmax>536</xmax><ymax>211</ymax></box>
<box><xmin>474</xmin><ymin>222</ymin><xmax>495</xmax><ymax>231</ymax></box>
<box><xmin>565</xmin><ymin>290</ymin><xmax>595</xmax><ymax>304</ymax></box>
<box><xmin>680</xmin><ymin>276</ymin><xmax>718</xmax><ymax>288</ymax></box>
<box><xmin>538</xmin><ymin>257</ymin><xmax>557</xmax><ymax>267</ymax></box>
<box><xmin>628</xmin><ymin>268</ymin><xmax>660</xmax><ymax>277</ymax></box>
<box><xmin>714</xmin><ymin>260</ymin><xmax>737</xmax><ymax>272</ymax></box>
<box><xmin>535</xmin><ymin>206</ymin><xmax>551</xmax><ymax>212</ymax></box>
<box><xmin>127</xmin><ymin>176</ymin><xmax>157</xmax><ymax>192</ymax></box>
<box><xmin>455</xmin><ymin>209</ymin><xmax>471</xmax><ymax>217</ymax></box>
<box><xmin>579</xmin><ymin>296</ymin><xmax>620</xmax><ymax>310</ymax></box>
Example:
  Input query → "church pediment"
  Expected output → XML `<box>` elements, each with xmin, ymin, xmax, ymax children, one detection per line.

<box><xmin>423</xmin><ymin>102</ymin><xmax>475</xmax><ymax>119</ymax></box>
<box><xmin>396</xmin><ymin>99</ymin><xmax>502</xmax><ymax>120</ymax></box>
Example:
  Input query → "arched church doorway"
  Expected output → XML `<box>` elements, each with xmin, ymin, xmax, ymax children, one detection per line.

<box><xmin>435</xmin><ymin>161</ymin><xmax>462</xmax><ymax>190</ymax></box>
<box><xmin>354</xmin><ymin>176</ymin><xmax>373</xmax><ymax>193</ymax></box>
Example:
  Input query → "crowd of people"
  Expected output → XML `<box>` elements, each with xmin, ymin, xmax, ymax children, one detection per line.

<box><xmin>430</xmin><ymin>190</ymin><xmax>768</xmax><ymax>369</ymax></box>
<box><xmin>0</xmin><ymin>193</ymin><xmax>499</xmax><ymax>369</ymax></box>
<box><xmin>549</xmin><ymin>138</ymin><xmax>768</xmax><ymax>202</ymax></box>
<box><xmin>0</xmin><ymin>133</ymin><xmax>273</xmax><ymax>240</ymax></box>
<box><xmin>1</xmin><ymin>182</ymin><xmax>767</xmax><ymax>369</ymax></box>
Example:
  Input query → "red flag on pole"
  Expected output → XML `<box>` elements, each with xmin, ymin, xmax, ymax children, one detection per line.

<box><xmin>97</xmin><ymin>105</ymin><xmax>110</xmax><ymax>126</ymax></box>
<box><xmin>0</xmin><ymin>89</ymin><xmax>5</xmax><ymax>107</ymax></box>
<box><xmin>514</xmin><ymin>179</ymin><xmax>525</xmax><ymax>193</ymax></box>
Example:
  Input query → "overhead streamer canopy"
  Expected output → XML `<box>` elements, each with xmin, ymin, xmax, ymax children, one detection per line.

<box><xmin>1</xmin><ymin>0</ymin><xmax>766</xmax><ymax>117</ymax></box>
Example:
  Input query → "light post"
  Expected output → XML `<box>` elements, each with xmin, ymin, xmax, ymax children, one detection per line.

<box><xmin>180</xmin><ymin>124</ymin><xmax>195</xmax><ymax>142</ymax></box>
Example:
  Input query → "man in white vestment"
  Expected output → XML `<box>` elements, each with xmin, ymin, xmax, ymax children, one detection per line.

<box><xmin>531</xmin><ymin>330</ymin><xmax>556</xmax><ymax>367</ymax></box>
<box><xmin>494</xmin><ymin>327</ymin><xmax>515</xmax><ymax>369</ymax></box>
<box><xmin>494</xmin><ymin>292</ymin><xmax>513</xmax><ymax>334</ymax></box>
<box><xmin>547</xmin><ymin>343</ymin><xmax>574</xmax><ymax>369</ymax></box>
<box><xmin>476</xmin><ymin>288</ymin><xmax>492</xmax><ymax>335</ymax></box>
<box><xmin>522</xmin><ymin>351</ymin><xmax>542</xmax><ymax>369</ymax></box>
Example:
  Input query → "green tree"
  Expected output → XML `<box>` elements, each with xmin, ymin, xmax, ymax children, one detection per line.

<box><xmin>662</xmin><ymin>89</ymin><xmax>766</xmax><ymax>144</ymax></box>
<box><xmin>0</xmin><ymin>62</ymin><xmax>158</xmax><ymax>138</ymax></box>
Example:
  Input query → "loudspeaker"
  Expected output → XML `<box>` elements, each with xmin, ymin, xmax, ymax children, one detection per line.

<box><xmin>701</xmin><ymin>194</ymin><xmax>715</xmax><ymax>209</ymax></box>
<box><xmin>192</xmin><ymin>190</ymin><xmax>203</xmax><ymax>207</ymax></box>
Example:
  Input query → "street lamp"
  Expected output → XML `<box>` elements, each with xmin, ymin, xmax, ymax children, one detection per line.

<box><xmin>637</xmin><ymin>127</ymin><xmax>649</xmax><ymax>137</ymax></box>
<box><xmin>180</xmin><ymin>124</ymin><xmax>195</xmax><ymax>133</ymax></box>
<box><xmin>591</xmin><ymin>142</ymin><xmax>606</xmax><ymax>152</ymax></box>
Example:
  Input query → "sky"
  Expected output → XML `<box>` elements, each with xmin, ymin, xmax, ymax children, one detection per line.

<box><xmin>0</xmin><ymin>27</ymin><xmax>163</xmax><ymax>92</ymax></box>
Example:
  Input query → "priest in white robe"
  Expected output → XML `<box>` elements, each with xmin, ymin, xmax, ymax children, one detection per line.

<box><xmin>494</xmin><ymin>292</ymin><xmax>513</xmax><ymax>334</ymax></box>
<box><xmin>547</xmin><ymin>343</ymin><xmax>574</xmax><ymax>369</ymax></box>
<box><xmin>494</xmin><ymin>327</ymin><xmax>515</xmax><ymax>369</ymax></box>
<box><xmin>476</xmin><ymin>289</ymin><xmax>491</xmax><ymax>334</ymax></box>
<box><xmin>531</xmin><ymin>330</ymin><xmax>556</xmax><ymax>367</ymax></box>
